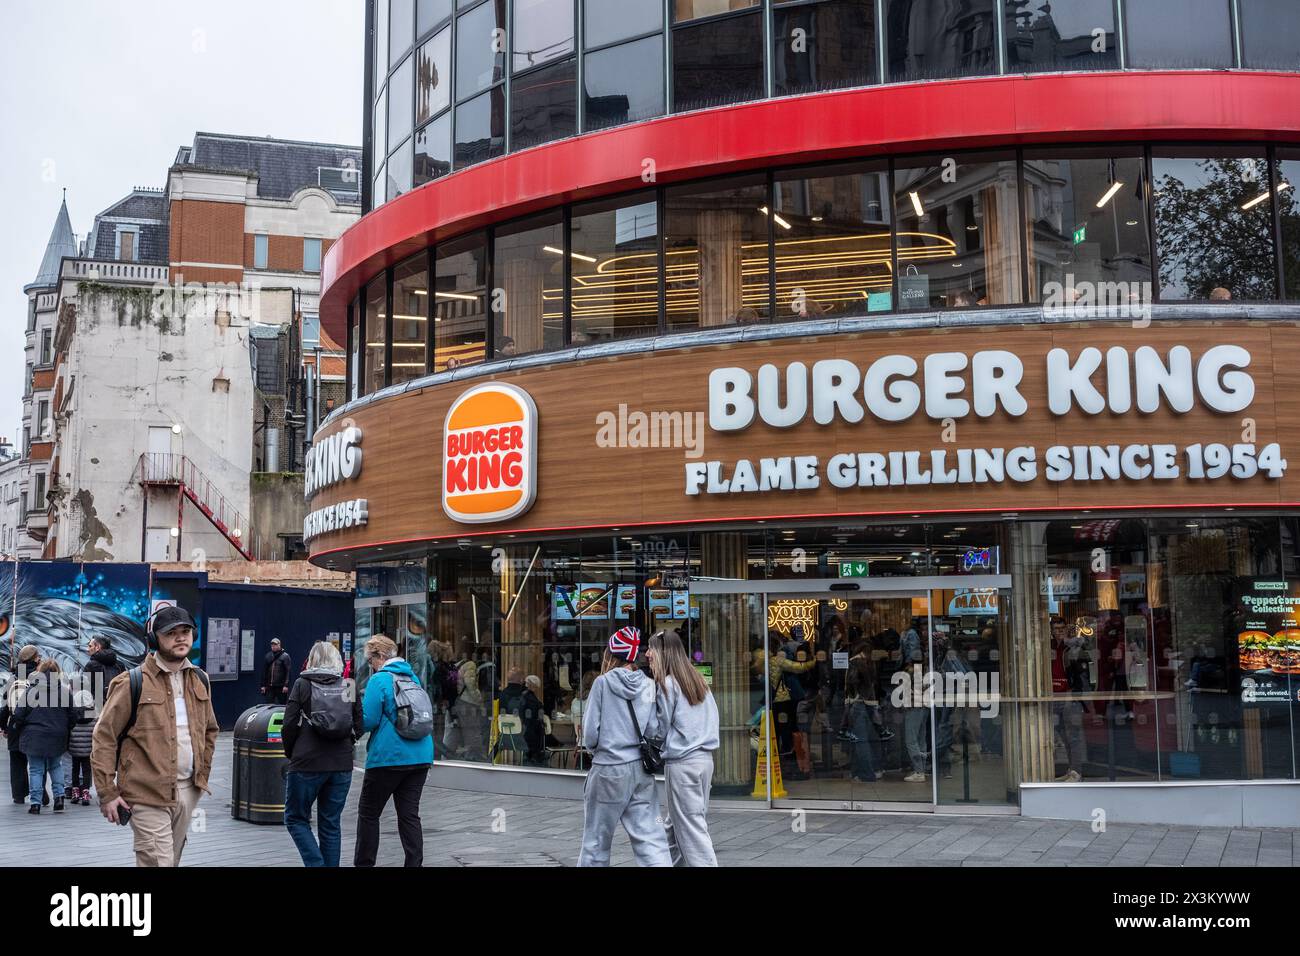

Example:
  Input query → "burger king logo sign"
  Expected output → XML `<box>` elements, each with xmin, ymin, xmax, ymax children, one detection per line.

<box><xmin>443</xmin><ymin>382</ymin><xmax>538</xmax><ymax>523</ymax></box>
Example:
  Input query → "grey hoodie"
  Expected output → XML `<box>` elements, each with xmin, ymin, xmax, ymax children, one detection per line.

<box><xmin>582</xmin><ymin>666</ymin><xmax>660</xmax><ymax>766</ymax></box>
<box><xmin>655</xmin><ymin>675</ymin><xmax>720</xmax><ymax>761</ymax></box>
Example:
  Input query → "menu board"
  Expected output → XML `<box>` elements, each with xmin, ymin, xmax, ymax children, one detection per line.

<box><xmin>1238</xmin><ymin>581</ymin><xmax>1300</xmax><ymax>701</ymax></box>
<box><xmin>552</xmin><ymin>583</ymin><xmax>613</xmax><ymax>620</ymax></box>
<box><xmin>207</xmin><ymin>617</ymin><xmax>240</xmax><ymax>682</ymax></box>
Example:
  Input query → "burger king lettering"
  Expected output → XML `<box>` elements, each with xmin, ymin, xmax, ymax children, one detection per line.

<box><xmin>443</xmin><ymin>383</ymin><xmax>538</xmax><ymax>524</ymax></box>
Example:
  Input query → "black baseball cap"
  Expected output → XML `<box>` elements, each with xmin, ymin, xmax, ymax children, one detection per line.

<box><xmin>153</xmin><ymin>605</ymin><xmax>196</xmax><ymax>636</ymax></box>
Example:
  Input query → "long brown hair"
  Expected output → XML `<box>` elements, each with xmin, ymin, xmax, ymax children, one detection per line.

<box><xmin>649</xmin><ymin>631</ymin><xmax>708</xmax><ymax>706</ymax></box>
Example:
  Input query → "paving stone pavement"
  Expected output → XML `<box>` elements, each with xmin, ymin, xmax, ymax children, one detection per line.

<box><xmin>1</xmin><ymin>734</ymin><xmax>1296</xmax><ymax>867</ymax></box>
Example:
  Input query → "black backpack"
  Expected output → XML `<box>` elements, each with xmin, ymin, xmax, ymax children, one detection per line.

<box><xmin>115</xmin><ymin>665</ymin><xmax>210</xmax><ymax>765</ymax></box>
<box><xmin>303</xmin><ymin>678</ymin><xmax>355</xmax><ymax>740</ymax></box>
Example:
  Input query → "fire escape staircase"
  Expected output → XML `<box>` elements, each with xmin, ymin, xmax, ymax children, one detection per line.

<box><xmin>137</xmin><ymin>453</ymin><xmax>254</xmax><ymax>560</ymax></box>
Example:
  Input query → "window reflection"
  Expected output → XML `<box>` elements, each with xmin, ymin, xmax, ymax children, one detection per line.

<box><xmin>1278</xmin><ymin>151</ymin><xmax>1300</xmax><ymax>300</ymax></box>
<box><xmin>454</xmin><ymin>87</ymin><xmax>506</xmax><ymax>169</ymax></box>
<box><xmin>1239</xmin><ymin>0</ymin><xmax>1300</xmax><ymax>70</ymax></box>
<box><xmin>456</xmin><ymin>0</ymin><xmax>506</xmax><ymax>96</ymax></box>
<box><xmin>416</xmin><ymin>28</ymin><xmax>451</xmax><ymax>125</ymax></box>
<box><xmin>665</xmin><ymin>176</ymin><xmax>772</xmax><ymax>329</ymax></box>
<box><xmin>512</xmin><ymin>0</ymin><xmax>574</xmax><ymax>72</ymax></box>
<box><xmin>1152</xmin><ymin>149</ymin><xmax>1277</xmax><ymax>301</ymax></box>
<box><xmin>414</xmin><ymin>113</ymin><xmax>453</xmax><ymax>186</ymax></box>
<box><xmin>894</xmin><ymin>153</ymin><xmax>1022</xmax><ymax>309</ymax></box>
<box><xmin>772</xmin><ymin>162</ymin><xmax>893</xmax><ymax>318</ymax></box>
<box><xmin>585</xmin><ymin>0</ymin><xmax>662</xmax><ymax>47</ymax></box>
<box><xmin>570</xmin><ymin>192</ymin><xmax>661</xmax><ymax>342</ymax></box>
<box><xmin>493</xmin><ymin>211</ymin><xmax>565</xmax><ymax>358</ymax></box>
<box><xmin>1005</xmin><ymin>0</ymin><xmax>1117</xmax><ymax>72</ymax></box>
<box><xmin>364</xmin><ymin>275</ymin><xmax>387</xmax><ymax>392</ymax></box>
<box><xmin>886</xmin><ymin>0</ymin><xmax>998</xmax><ymax>83</ymax></box>
<box><xmin>388</xmin><ymin>55</ymin><xmax>414</xmax><ymax>149</ymax></box>
<box><xmin>510</xmin><ymin>57</ymin><xmax>577</xmax><ymax>151</ymax></box>
<box><xmin>390</xmin><ymin>254</ymin><xmax>429</xmax><ymax>384</ymax></box>
<box><xmin>386</xmin><ymin>138</ymin><xmax>413</xmax><ymax>202</ymax></box>
<box><xmin>584</xmin><ymin>35</ymin><xmax>665</xmax><ymax>131</ymax></box>
<box><xmin>674</xmin><ymin>0</ymin><xmax>759</xmax><ymax>22</ymax></box>
<box><xmin>390</xmin><ymin>0</ymin><xmax>415</xmax><ymax>67</ymax></box>
<box><xmin>772</xmin><ymin>0</ymin><xmax>877</xmax><ymax>96</ymax></box>
<box><xmin>348</xmin><ymin>297</ymin><xmax>361</xmax><ymax>401</ymax></box>
<box><xmin>672</xmin><ymin>9</ymin><xmax>765</xmax><ymax>112</ymax></box>
<box><xmin>1123</xmin><ymin>0</ymin><xmax>1233</xmax><ymax>69</ymax></box>
<box><xmin>433</xmin><ymin>232</ymin><xmax>488</xmax><ymax>371</ymax></box>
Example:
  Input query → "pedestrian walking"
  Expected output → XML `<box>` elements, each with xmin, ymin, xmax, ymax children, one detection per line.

<box><xmin>282</xmin><ymin>640</ymin><xmax>363</xmax><ymax>867</ymax></box>
<box><xmin>261</xmin><ymin>638</ymin><xmax>294</xmax><ymax>704</ymax></box>
<box><xmin>0</xmin><ymin>645</ymin><xmax>42</xmax><ymax>805</ymax></box>
<box><xmin>647</xmin><ymin>629</ymin><xmax>719</xmax><ymax>867</ymax></box>
<box><xmin>83</xmin><ymin>635</ymin><xmax>125</xmax><ymax>704</ymax></box>
<box><xmin>577</xmin><ymin>626</ymin><xmax>671</xmax><ymax>867</ymax></box>
<box><xmin>12</xmin><ymin>658</ymin><xmax>76</xmax><ymax>814</ymax></box>
<box><xmin>354</xmin><ymin>635</ymin><xmax>434</xmax><ymax>867</ymax></box>
<box><xmin>68</xmin><ymin>681</ymin><xmax>97</xmax><ymax>805</ymax></box>
<box><xmin>90</xmin><ymin>605</ymin><xmax>218</xmax><ymax>867</ymax></box>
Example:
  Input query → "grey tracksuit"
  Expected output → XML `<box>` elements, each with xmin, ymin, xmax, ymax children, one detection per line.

<box><xmin>656</xmin><ymin>675</ymin><xmax>720</xmax><ymax>867</ymax></box>
<box><xmin>578</xmin><ymin>667</ymin><xmax>671</xmax><ymax>867</ymax></box>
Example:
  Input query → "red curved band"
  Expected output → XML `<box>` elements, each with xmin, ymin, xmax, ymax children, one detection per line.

<box><xmin>321</xmin><ymin>70</ymin><xmax>1300</xmax><ymax>342</ymax></box>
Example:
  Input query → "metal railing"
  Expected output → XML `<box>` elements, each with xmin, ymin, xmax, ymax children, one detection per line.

<box><xmin>137</xmin><ymin>452</ymin><xmax>255</xmax><ymax>559</ymax></box>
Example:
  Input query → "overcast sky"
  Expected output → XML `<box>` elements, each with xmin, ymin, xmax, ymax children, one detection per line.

<box><xmin>0</xmin><ymin>0</ymin><xmax>363</xmax><ymax>448</ymax></box>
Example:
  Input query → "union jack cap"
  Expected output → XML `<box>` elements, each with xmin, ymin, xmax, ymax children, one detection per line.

<box><xmin>608</xmin><ymin>626</ymin><xmax>642</xmax><ymax>661</ymax></box>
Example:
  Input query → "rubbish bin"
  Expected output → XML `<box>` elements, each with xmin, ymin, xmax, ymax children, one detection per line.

<box><xmin>231</xmin><ymin>704</ymin><xmax>287</xmax><ymax>825</ymax></box>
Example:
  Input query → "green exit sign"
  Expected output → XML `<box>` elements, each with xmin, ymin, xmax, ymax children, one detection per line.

<box><xmin>839</xmin><ymin>561</ymin><xmax>870</xmax><ymax>578</ymax></box>
<box><xmin>1072</xmin><ymin>224</ymin><xmax>1086</xmax><ymax>245</ymax></box>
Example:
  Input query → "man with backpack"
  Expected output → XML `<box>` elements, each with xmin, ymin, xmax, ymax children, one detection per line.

<box><xmin>90</xmin><ymin>605</ymin><xmax>218</xmax><ymax>867</ymax></box>
<box><xmin>261</xmin><ymin>638</ymin><xmax>294</xmax><ymax>704</ymax></box>
<box><xmin>282</xmin><ymin>641</ymin><xmax>363</xmax><ymax>867</ymax></box>
<box><xmin>354</xmin><ymin>635</ymin><xmax>434</xmax><ymax>867</ymax></box>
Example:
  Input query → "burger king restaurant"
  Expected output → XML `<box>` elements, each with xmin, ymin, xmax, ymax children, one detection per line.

<box><xmin>306</xmin><ymin>318</ymin><xmax>1300</xmax><ymax>826</ymax></box>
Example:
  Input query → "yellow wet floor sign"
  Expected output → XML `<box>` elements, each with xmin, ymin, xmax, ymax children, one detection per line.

<box><xmin>752</xmin><ymin>708</ymin><xmax>787</xmax><ymax>799</ymax></box>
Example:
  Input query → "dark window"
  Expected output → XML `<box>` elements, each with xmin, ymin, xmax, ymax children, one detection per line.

<box><xmin>415</xmin><ymin>113</ymin><xmax>453</xmax><ymax>185</ymax></box>
<box><xmin>570</xmin><ymin>192</ymin><xmax>661</xmax><ymax>341</ymax></box>
<box><xmin>1278</xmin><ymin>151</ymin><xmax>1300</xmax><ymax>299</ymax></box>
<box><xmin>364</xmin><ymin>275</ymin><xmax>387</xmax><ymax>393</ymax></box>
<box><xmin>388</xmin><ymin>54</ymin><xmax>414</xmax><ymax>148</ymax></box>
<box><xmin>513</xmin><ymin>0</ymin><xmax>574</xmax><ymax>72</ymax></box>
<box><xmin>1023</xmin><ymin>148</ymin><xmax>1152</xmax><ymax>305</ymax></box>
<box><xmin>386</xmin><ymin>137</ymin><xmax>413</xmax><ymax>201</ymax></box>
<box><xmin>664</xmin><ymin>175</ymin><xmax>772</xmax><ymax>330</ymax></box>
<box><xmin>1239</xmin><ymin>0</ymin><xmax>1300</xmax><ymax>70</ymax></box>
<box><xmin>511</xmin><ymin>57</ymin><xmax>576</xmax><ymax>150</ymax></box>
<box><xmin>1005</xmin><ymin>0</ymin><xmax>1118</xmax><ymax>72</ymax></box>
<box><xmin>674</xmin><ymin>0</ymin><xmax>759</xmax><ymax>23</ymax></box>
<box><xmin>585</xmin><ymin>0</ymin><xmax>662</xmax><ymax>47</ymax></box>
<box><xmin>391</xmin><ymin>254</ymin><xmax>430</xmax><ymax>384</ymax></box>
<box><xmin>672</xmin><ymin>9</ymin><xmax>764</xmax><ymax>112</ymax></box>
<box><xmin>585</xmin><ymin>36</ymin><xmax>665</xmax><ymax>130</ymax></box>
<box><xmin>773</xmin><ymin>0</ymin><xmax>877</xmax><ymax>96</ymax></box>
<box><xmin>349</xmin><ymin>297</ymin><xmax>362</xmax><ymax>400</ymax></box>
<box><xmin>457</xmin><ymin>0</ymin><xmax>506</xmax><ymax>97</ymax></box>
<box><xmin>256</xmin><ymin>336</ymin><xmax>284</xmax><ymax>393</ymax></box>
<box><xmin>885</xmin><ymin>0</ymin><xmax>998</xmax><ymax>83</ymax></box>
<box><xmin>418</xmin><ymin>0</ymin><xmax>452</xmax><ymax>36</ymax></box>
<box><xmin>894</xmin><ymin>152</ymin><xmax>1023</xmax><ymax>309</ymax></box>
<box><xmin>493</xmin><ymin>211</ymin><xmax>565</xmax><ymax>358</ymax></box>
<box><xmin>773</xmin><ymin>161</ymin><xmax>893</xmax><ymax>319</ymax></box>
<box><xmin>390</xmin><ymin>0</ymin><xmax>415</xmax><ymax>67</ymax></box>
<box><xmin>434</xmin><ymin>232</ymin><xmax>489</xmax><ymax>370</ymax></box>
<box><xmin>455</xmin><ymin>87</ymin><xmax>506</xmax><ymax>168</ymax></box>
<box><xmin>1152</xmin><ymin>149</ymin><xmax>1277</xmax><ymax>300</ymax></box>
<box><xmin>1123</xmin><ymin>0</ymin><xmax>1232</xmax><ymax>69</ymax></box>
<box><xmin>416</xmin><ymin>28</ymin><xmax>451</xmax><ymax>125</ymax></box>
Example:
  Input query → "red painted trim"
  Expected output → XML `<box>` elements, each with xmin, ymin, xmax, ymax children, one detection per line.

<box><xmin>310</xmin><ymin>499</ymin><xmax>1299</xmax><ymax>566</ymax></box>
<box><xmin>320</xmin><ymin>70</ymin><xmax>1300</xmax><ymax>342</ymax></box>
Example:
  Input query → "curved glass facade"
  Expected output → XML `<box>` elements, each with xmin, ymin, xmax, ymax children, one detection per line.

<box><xmin>347</xmin><ymin>141</ymin><xmax>1300</xmax><ymax>397</ymax></box>
<box><xmin>366</xmin><ymin>0</ymin><xmax>1300</xmax><ymax>211</ymax></box>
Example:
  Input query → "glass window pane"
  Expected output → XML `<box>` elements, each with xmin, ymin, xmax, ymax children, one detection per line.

<box><xmin>414</xmin><ymin>113</ymin><xmax>453</xmax><ymax>186</ymax></box>
<box><xmin>1152</xmin><ymin>149</ymin><xmax>1277</xmax><ymax>300</ymax></box>
<box><xmin>416</xmin><ymin>28</ymin><xmax>451</xmax><ymax>125</ymax></box>
<box><xmin>664</xmin><ymin>175</ymin><xmax>771</xmax><ymax>330</ymax></box>
<box><xmin>253</xmin><ymin>234</ymin><xmax>268</xmax><ymax>270</ymax></box>
<box><xmin>1278</xmin><ymin>151</ymin><xmax>1300</xmax><ymax>300</ymax></box>
<box><xmin>584</xmin><ymin>36</ymin><xmax>665</xmax><ymax>131</ymax></box>
<box><xmin>373</xmin><ymin>163</ymin><xmax>386</xmax><ymax>209</ymax></box>
<box><xmin>388</xmin><ymin>54</ymin><xmax>414</xmax><ymax>148</ymax></box>
<box><xmin>513</xmin><ymin>0</ymin><xmax>574</xmax><ymax>71</ymax></box>
<box><xmin>674</xmin><ymin>0</ymin><xmax>759</xmax><ymax>23</ymax></box>
<box><xmin>510</xmin><ymin>57</ymin><xmax>576</xmax><ymax>150</ymax></box>
<box><xmin>1123</xmin><ymin>0</ymin><xmax>1232</xmax><ymax>68</ymax></box>
<box><xmin>364</xmin><ymin>274</ymin><xmax>387</xmax><ymax>393</ymax></box>
<box><xmin>773</xmin><ymin>0</ymin><xmax>877</xmax><ymax>96</ymax></box>
<box><xmin>1239</xmin><ymin>0</ymin><xmax>1300</xmax><ymax>70</ymax></box>
<box><xmin>454</xmin><ymin>87</ymin><xmax>506</xmax><ymax>168</ymax></box>
<box><xmin>493</xmin><ymin>211</ymin><xmax>565</xmax><ymax>358</ymax></box>
<box><xmin>390</xmin><ymin>0</ymin><xmax>414</xmax><ymax>66</ymax></box>
<box><xmin>585</xmin><ymin>0</ymin><xmax>662</xmax><ymax>47</ymax></box>
<box><xmin>374</xmin><ymin>87</ymin><xmax>388</xmax><ymax>163</ymax></box>
<box><xmin>1005</xmin><ymin>0</ymin><xmax>1118</xmax><ymax>72</ymax></box>
<box><xmin>386</xmin><ymin>137</ymin><xmax>413</xmax><ymax>201</ymax></box>
<box><xmin>375</xmin><ymin>0</ymin><xmax>390</xmax><ymax>91</ymax></box>
<box><xmin>570</xmin><ymin>192</ymin><xmax>661</xmax><ymax>341</ymax></box>
<box><xmin>349</xmin><ymin>297</ymin><xmax>361</xmax><ymax>400</ymax></box>
<box><xmin>1023</xmin><ymin>149</ymin><xmax>1152</xmax><ymax>305</ymax></box>
<box><xmin>885</xmin><ymin>0</ymin><xmax>998</xmax><ymax>83</ymax></box>
<box><xmin>894</xmin><ymin>152</ymin><xmax>1023</xmax><ymax>308</ymax></box>
<box><xmin>457</xmin><ymin>0</ymin><xmax>506</xmax><ymax>96</ymax></box>
<box><xmin>672</xmin><ymin>9</ymin><xmax>764</xmax><ymax>112</ymax></box>
<box><xmin>773</xmin><ymin>162</ymin><xmax>893</xmax><ymax>319</ymax></box>
<box><xmin>434</xmin><ymin>232</ymin><xmax>488</xmax><ymax>370</ymax></box>
<box><xmin>418</xmin><ymin>0</ymin><xmax>453</xmax><ymax>36</ymax></box>
<box><xmin>391</xmin><ymin>254</ymin><xmax>429</xmax><ymax>385</ymax></box>
<box><xmin>303</xmin><ymin>238</ymin><xmax>322</xmax><ymax>273</ymax></box>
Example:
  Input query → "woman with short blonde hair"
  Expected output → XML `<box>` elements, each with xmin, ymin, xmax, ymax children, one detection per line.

<box><xmin>306</xmin><ymin>641</ymin><xmax>344</xmax><ymax>674</ymax></box>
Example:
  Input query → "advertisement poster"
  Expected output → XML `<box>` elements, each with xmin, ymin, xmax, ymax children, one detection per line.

<box><xmin>614</xmin><ymin>584</ymin><xmax>637</xmax><ymax>619</ymax></box>
<box><xmin>1119</xmin><ymin>571</ymin><xmax>1147</xmax><ymax>600</ymax></box>
<box><xmin>206</xmin><ymin>617</ymin><xmax>240</xmax><ymax>682</ymax></box>
<box><xmin>1238</xmin><ymin>581</ymin><xmax>1300</xmax><ymax>700</ymax></box>
<box><xmin>240</xmin><ymin>629</ymin><xmax>256</xmax><ymax>671</ymax></box>
<box><xmin>552</xmin><ymin>583</ymin><xmax>612</xmax><ymax>620</ymax></box>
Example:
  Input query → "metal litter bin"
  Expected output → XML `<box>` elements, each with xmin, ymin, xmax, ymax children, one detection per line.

<box><xmin>231</xmin><ymin>704</ymin><xmax>287</xmax><ymax>825</ymax></box>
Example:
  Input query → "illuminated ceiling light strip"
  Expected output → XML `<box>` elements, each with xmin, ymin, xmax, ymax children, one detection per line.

<box><xmin>1095</xmin><ymin>181</ymin><xmax>1124</xmax><ymax>209</ymax></box>
<box><xmin>544</xmin><ymin>245</ymin><xmax>599</xmax><ymax>263</ymax></box>
<box><xmin>772</xmin><ymin>213</ymin><xmax>792</xmax><ymax>230</ymax></box>
<box><xmin>909</xmin><ymin>191</ymin><xmax>925</xmax><ymax>218</ymax></box>
<box><xmin>1242</xmin><ymin>183</ymin><xmax>1289</xmax><ymax>210</ymax></box>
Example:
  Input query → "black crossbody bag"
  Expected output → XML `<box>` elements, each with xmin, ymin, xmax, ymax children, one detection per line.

<box><xmin>625</xmin><ymin>699</ymin><xmax>665</xmax><ymax>775</ymax></box>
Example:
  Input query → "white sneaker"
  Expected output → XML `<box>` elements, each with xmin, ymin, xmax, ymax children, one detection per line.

<box><xmin>1056</xmin><ymin>769</ymin><xmax>1082</xmax><ymax>783</ymax></box>
<box><xmin>904</xmin><ymin>771</ymin><xmax>927</xmax><ymax>783</ymax></box>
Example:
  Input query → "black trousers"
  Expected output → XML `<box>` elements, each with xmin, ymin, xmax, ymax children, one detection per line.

<box><xmin>353</xmin><ymin>765</ymin><xmax>429</xmax><ymax>868</ymax></box>
<box><xmin>8</xmin><ymin>750</ymin><xmax>27</xmax><ymax>802</ymax></box>
<box><xmin>265</xmin><ymin>690</ymin><xmax>288</xmax><ymax>705</ymax></box>
<box><xmin>71</xmin><ymin>756</ymin><xmax>92</xmax><ymax>789</ymax></box>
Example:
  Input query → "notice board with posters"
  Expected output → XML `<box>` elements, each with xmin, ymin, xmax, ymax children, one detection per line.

<box><xmin>206</xmin><ymin>617</ymin><xmax>240</xmax><ymax>682</ymax></box>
